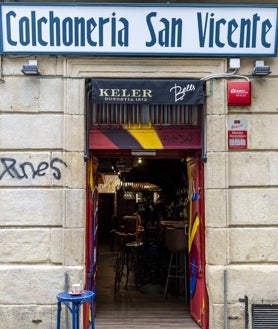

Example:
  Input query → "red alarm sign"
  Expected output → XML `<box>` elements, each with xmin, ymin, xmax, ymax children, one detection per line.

<box><xmin>227</xmin><ymin>81</ymin><xmax>251</xmax><ymax>106</ymax></box>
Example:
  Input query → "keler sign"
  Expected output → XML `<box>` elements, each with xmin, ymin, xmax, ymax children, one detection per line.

<box><xmin>90</xmin><ymin>79</ymin><xmax>204</xmax><ymax>104</ymax></box>
<box><xmin>0</xmin><ymin>4</ymin><xmax>277</xmax><ymax>56</ymax></box>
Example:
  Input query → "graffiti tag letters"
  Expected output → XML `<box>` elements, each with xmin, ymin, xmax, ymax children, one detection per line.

<box><xmin>0</xmin><ymin>157</ymin><xmax>68</xmax><ymax>180</ymax></box>
<box><xmin>162</xmin><ymin>133</ymin><xmax>193</xmax><ymax>144</ymax></box>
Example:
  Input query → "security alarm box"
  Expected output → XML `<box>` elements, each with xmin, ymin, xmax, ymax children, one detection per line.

<box><xmin>227</xmin><ymin>81</ymin><xmax>251</xmax><ymax>106</ymax></box>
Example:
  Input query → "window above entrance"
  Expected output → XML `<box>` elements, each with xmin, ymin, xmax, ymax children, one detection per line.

<box><xmin>91</xmin><ymin>103</ymin><xmax>202</xmax><ymax>128</ymax></box>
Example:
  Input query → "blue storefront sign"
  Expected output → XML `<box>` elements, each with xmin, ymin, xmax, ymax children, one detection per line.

<box><xmin>0</xmin><ymin>3</ymin><xmax>277</xmax><ymax>56</ymax></box>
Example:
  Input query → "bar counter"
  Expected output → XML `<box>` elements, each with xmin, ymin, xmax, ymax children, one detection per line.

<box><xmin>160</xmin><ymin>220</ymin><xmax>188</xmax><ymax>229</ymax></box>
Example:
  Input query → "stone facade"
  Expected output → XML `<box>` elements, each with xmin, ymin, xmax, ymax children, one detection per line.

<box><xmin>205</xmin><ymin>57</ymin><xmax>278</xmax><ymax>329</ymax></box>
<box><xmin>0</xmin><ymin>52</ymin><xmax>277</xmax><ymax>329</ymax></box>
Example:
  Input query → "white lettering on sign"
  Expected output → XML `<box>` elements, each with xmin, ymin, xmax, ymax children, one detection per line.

<box><xmin>99</xmin><ymin>88</ymin><xmax>152</xmax><ymax>98</ymax></box>
<box><xmin>170</xmin><ymin>83</ymin><xmax>196</xmax><ymax>102</ymax></box>
<box><xmin>230</xmin><ymin>88</ymin><xmax>249</xmax><ymax>96</ymax></box>
<box><xmin>0</xmin><ymin>5</ymin><xmax>277</xmax><ymax>56</ymax></box>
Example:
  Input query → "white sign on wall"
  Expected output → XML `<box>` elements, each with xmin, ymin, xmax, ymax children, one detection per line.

<box><xmin>0</xmin><ymin>4</ymin><xmax>277</xmax><ymax>56</ymax></box>
<box><xmin>228</xmin><ymin>119</ymin><xmax>248</xmax><ymax>149</ymax></box>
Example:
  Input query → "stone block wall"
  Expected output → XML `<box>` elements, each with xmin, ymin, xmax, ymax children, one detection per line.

<box><xmin>205</xmin><ymin>58</ymin><xmax>278</xmax><ymax>328</ymax></box>
<box><xmin>0</xmin><ymin>56</ymin><xmax>85</xmax><ymax>328</ymax></box>
<box><xmin>0</xmin><ymin>54</ymin><xmax>277</xmax><ymax>329</ymax></box>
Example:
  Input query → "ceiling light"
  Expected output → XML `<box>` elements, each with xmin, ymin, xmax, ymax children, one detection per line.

<box><xmin>131</xmin><ymin>150</ymin><xmax>156</xmax><ymax>156</ymax></box>
<box><xmin>21</xmin><ymin>60</ymin><xmax>40</xmax><ymax>76</ymax></box>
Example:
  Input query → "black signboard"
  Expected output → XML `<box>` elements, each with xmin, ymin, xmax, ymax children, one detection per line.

<box><xmin>90</xmin><ymin>79</ymin><xmax>204</xmax><ymax>105</ymax></box>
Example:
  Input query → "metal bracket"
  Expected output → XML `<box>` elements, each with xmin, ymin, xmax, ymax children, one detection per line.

<box><xmin>239</xmin><ymin>295</ymin><xmax>249</xmax><ymax>329</ymax></box>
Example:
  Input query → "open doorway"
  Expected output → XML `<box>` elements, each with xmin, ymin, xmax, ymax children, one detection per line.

<box><xmin>84</xmin><ymin>78</ymin><xmax>208</xmax><ymax>328</ymax></box>
<box><xmin>86</xmin><ymin>154</ymin><xmax>206</xmax><ymax>329</ymax></box>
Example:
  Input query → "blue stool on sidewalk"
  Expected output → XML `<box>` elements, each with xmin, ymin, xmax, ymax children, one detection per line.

<box><xmin>56</xmin><ymin>290</ymin><xmax>95</xmax><ymax>329</ymax></box>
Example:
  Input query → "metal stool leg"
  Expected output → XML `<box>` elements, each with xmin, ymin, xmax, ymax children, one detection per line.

<box><xmin>56</xmin><ymin>302</ymin><xmax>61</xmax><ymax>329</ymax></box>
<box><xmin>72</xmin><ymin>303</ymin><xmax>76</xmax><ymax>329</ymax></box>
<box><xmin>175</xmin><ymin>253</ymin><xmax>178</xmax><ymax>292</ymax></box>
<box><xmin>164</xmin><ymin>251</ymin><xmax>187</xmax><ymax>299</ymax></box>
<box><xmin>90</xmin><ymin>301</ymin><xmax>95</xmax><ymax>329</ymax></box>
<box><xmin>125</xmin><ymin>249</ymin><xmax>130</xmax><ymax>289</ymax></box>
<box><xmin>164</xmin><ymin>251</ymin><xmax>174</xmax><ymax>298</ymax></box>
<box><xmin>76</xmin><ymin>304</ymin><xmax>80</xmax><ymax>329</ymax></box>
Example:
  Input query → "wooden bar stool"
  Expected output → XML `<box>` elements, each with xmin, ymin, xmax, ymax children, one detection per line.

<box><xmin>164</xmin><ymin>227</ymin><xmax>188</xmax><ymax>299</ymax></box>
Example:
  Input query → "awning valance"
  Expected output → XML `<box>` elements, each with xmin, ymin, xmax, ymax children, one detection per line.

<box><xmin>90</xmin><ymin>79</ymin><xmax>204</xmax><ymax>105</ymax></box>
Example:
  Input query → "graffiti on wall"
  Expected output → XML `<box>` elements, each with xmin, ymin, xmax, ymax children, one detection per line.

<box><xmin>0</xmin><ymin>157</ymin><xmax>68</xmax><ymax>180</ymax></box>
